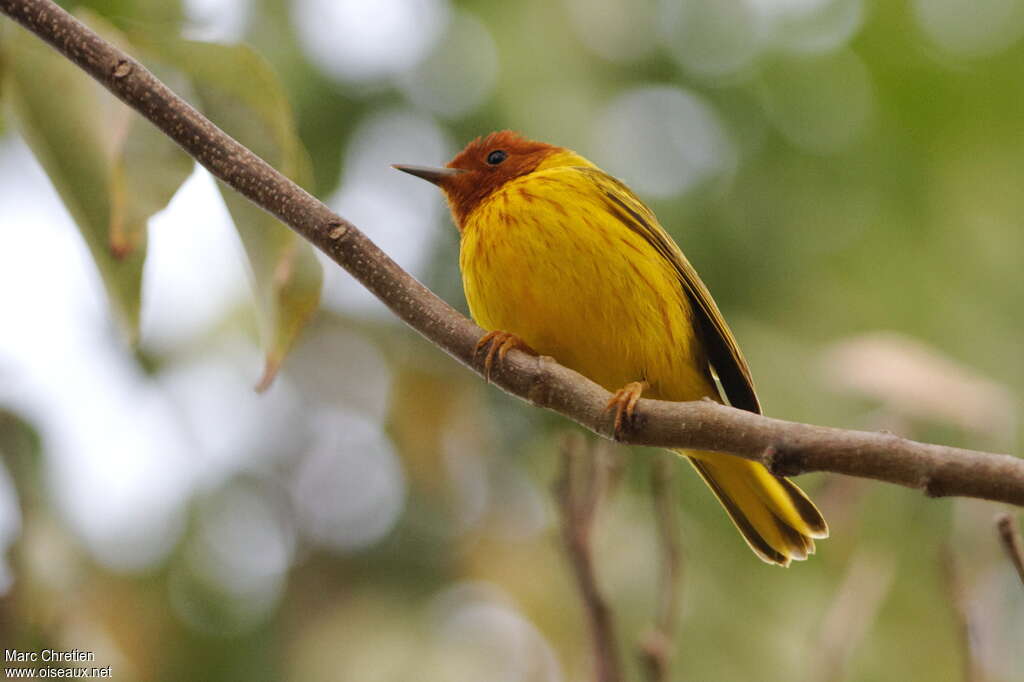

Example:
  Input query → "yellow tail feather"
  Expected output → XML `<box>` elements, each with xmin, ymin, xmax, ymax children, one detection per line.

<box><xmin>682</xmin><ymin>451</ymin><xmax>828</xmax><ymax>566</ymax></box>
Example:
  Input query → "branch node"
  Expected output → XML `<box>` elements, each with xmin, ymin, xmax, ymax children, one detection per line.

<box><xmin>525</xmin><ymin>355</ymin><xmax>555</xmax><ymax>407</ymax></box>
<box><xmin>111</xmin><ymin>58</ymin><xmax>131</xmax><ymax>79</ymax></box>
<box><xmin>763</xmin><ymin>445</ymin><xmax>803</xmax><ymax>477</ymax></box>
<box><xmin>923</xmin><ymin>476</ymin><xmax>947</xmax><ymax>499</ymax></box>
<box><xmin>628</xmin><ymin>411</ymin><xmax>647</xmax><ymax>441</ymax></box>
<box><xmin>607</xmin><ymin>412</ymin><xmax>646</xmax><ymax>443</ymax></box>
<box><xmin>327</xmin><ymin>221</ymin><xmax>349</xmax><ymax>241</ymax></box>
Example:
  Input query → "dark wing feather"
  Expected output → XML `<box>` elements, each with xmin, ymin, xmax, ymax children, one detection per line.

<box><xmin>580</xmin><ymin>167</ymin><xmax>762</xmax><ymax>415</ymax></box>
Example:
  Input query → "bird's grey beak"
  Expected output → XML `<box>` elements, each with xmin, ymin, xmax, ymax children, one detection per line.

<box><xmin>391</xmin><ymin>164</ymin><xmax>465</xmax><ymax>186</ymax></box>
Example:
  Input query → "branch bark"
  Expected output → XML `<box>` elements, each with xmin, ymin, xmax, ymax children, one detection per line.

<box><xmin>3</xmin><ymin>0</ymin><xmax>1024</xmax><ymax>506</ymax></box>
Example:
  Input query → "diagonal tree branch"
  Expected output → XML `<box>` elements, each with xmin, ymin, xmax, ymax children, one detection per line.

<box><xmin>3</xmin><ymin>0</ymin><xmax>1024</xmax><ymax>506</ymax></box>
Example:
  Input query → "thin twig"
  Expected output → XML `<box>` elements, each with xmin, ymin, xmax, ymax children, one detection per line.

<box><xmin>809</xmin><ymin>551</ymin><xmax>895</xmax><ymax>682</ymax></box>
<box><xmin>995</xmin><ymin>513</ymin><xmax>1024</xmax><ymax>586</ymax></box>
<box><xmin>638</xmin><ymin>456</ymin><xmax>683</xmax><ymax>682</ymax></box>
<box><xmin>554</xmin><ymin>434</ymin><xmax>623</xmax><ymax>682</ymax></box>
<box><xmin>941</xmin><ymin>547</ymin><xmax>984</xmax><ymax>682</ymax></box>
<box><xmin>3</xmin><ymin>0</ymin><xmax>1024</xmax><ymax>507</ymax></box>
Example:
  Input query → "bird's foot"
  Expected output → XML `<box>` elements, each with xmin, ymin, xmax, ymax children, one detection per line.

<box><xmin>604</xmin><ymin>381</ymin><xmax>648</xmax><ymax>440</ymax></box>
<box><xmin>474</xmin><ymin>330</ymin><xmax>536</xmax><ymax>383</ymax></box>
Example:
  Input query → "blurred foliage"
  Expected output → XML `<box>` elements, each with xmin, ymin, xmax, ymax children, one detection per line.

<box><xmin>1</xmin><ymin>0</ymin><xmax>1024</xmax><ymax>681</ymax></box>
<box><xmin>130</xmin><ymin>35</ymin><xmax>323</xmax><ymax>388</ymax></box>
<box><xmin>2</xmin><ymin>3</ymin><xmax>322</xmax><ymax>379</ymax></box>
<box><xmin>3</xmin><ymin>13</ymin><xmax>153</xmax><ymax>338</ymax></box>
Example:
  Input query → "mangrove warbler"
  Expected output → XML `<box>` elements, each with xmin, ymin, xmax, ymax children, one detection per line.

<box><xmin>395</xmin><ymin>131</ymin><xmax>827</xmax><ymax>565</ymax></box>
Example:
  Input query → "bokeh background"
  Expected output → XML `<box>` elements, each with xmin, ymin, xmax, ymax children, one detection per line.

<box><xmin>1</xmin><ymin>0</ymin><xmax>1023</xmax><ymax>680</ymax></box>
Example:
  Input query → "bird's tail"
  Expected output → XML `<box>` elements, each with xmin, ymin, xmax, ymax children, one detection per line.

<box><xmin>680</xmin><ymin>450</ymin><xmax>829</xmax><ymax>566</ymax></box>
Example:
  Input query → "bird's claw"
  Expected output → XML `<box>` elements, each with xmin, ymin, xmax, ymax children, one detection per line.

<box><xmin>604</xmin><ymin>381</ymin><xmax>648</xmax><ymax>440</ymax></box>
<box><xmin>474</xmin><ymin>330</ymin><xmax>535</xmax><ymax>382</ymax></box>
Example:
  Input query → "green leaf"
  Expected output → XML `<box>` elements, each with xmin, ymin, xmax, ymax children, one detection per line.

<box><xmin>1</xmin><ymin>13</ymin><xmax>192</xmax><ymax>342</ymax></box>
<box><xmin>107</xmin><ymin>98</ymin><xmax>195</xmax><ymax>260</ymax></box>
<box><xmin>0</xmin><ymin>407</ymin><xmax>44</xmax><ymax>507</ymax></box>
<box><xmin>85</xmin><ymin>11</ymin><xmax>195</xmax><ymax>264</ymax></box>
<box><xmin>134</xmin><ymin>37</ymin><xmax>323</xmax><ymax>390</ymax></box>
<box><xmin>4</xmin><ymin>19</ymin><xmax>143</xmax><ymax>338</ymax></box>
<box><xmin>73</xmin><ymin>0</ymin><xmax>184</xmax><ymax>32</ymax></box>
<box><xmin>0</xmin><ymin>30</ymin><xmax>7</xmax><ymax>131</ymax></box>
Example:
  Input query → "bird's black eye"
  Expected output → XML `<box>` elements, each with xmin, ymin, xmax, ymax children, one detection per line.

<box><xmin>486</xmin><ymin>149</ymin><xmax>508</xmax><ymax>165</ymax></box>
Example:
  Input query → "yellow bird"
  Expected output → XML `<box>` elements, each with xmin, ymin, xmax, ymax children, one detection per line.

<box><xmin>395</xmin><ymin>131</ymin><xmax>827</xmax><ymax>565</ymax></box>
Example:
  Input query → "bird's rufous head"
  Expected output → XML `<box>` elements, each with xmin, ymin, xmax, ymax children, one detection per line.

<box><xmin>393</xmin><ymin>131</ymin><xmax>568</xmax><ymax>228</ymax></box>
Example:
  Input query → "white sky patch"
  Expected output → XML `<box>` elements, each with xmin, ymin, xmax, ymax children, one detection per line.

<box><xmin>661</xmin><ymin>0</ymin><xmax>768</xmax><ymax>80</ymax></box>
<box><xmin>565</xmin><ymin>0</ymin><xmax>660</xmax><ymax>63</ymax></box>
<box><xmin>293</xmin><ymin>0</ymin><xmax>449</xmax><ymax>84</ymax></box>
<box><xmin>183</xmin><ymin>0</ymin><xmax>252</xmax><ymax>42</ymax></box>
<box><xmin>753</xmin><ymin>0</ymin><xmax>864</xmax><ymax>54</ymax></box>
<box><xmin>185</xmin><ymin>481</ymin><xmax>294</xmax><ymax>617</ymax></box>
<box><xmin>142</xmin><ymin>165</ymin><xmax>251</xmax><ymax>351</ymax></box>
<box><xmin>292</xmin><ymin>410</ymin><xmax>405</xmax><ymax>551</ymax></box>
<box><xmin>0</xmin><ymin>138</ymin><xmax>302</xmax><ymax>574</ymax></box>
<box><xmin>0</xmin><ymin>137</ymin><xmax>193</xmax><ymax>572</ymax></box>
<box><xmin>323</xmin><ymin>109</ymin><xmax>452</xmax><ymax>316</ymax></box>
<box><xmin>157</xmin><ymin>339</ymin><xmax>304</xmax><ymax>490</ymax></box>
<box><xmin>913</xmin><ymin>0</ymin><xmax>1024</xmax><ymax>58</ymax></box>
<box><xmin>397</xmin><ymin>10</ymin><xmax>499</xmax><ymax>119</ymax></box>
<box><xmin>592</xmin><ymin>85</ymin><xmax>736</xmax><ymax>198</ymax></box>
<box><xmin>427</xmin><ymin>582</ymin><xmax>563</xmax><ymax>682</ymax></box>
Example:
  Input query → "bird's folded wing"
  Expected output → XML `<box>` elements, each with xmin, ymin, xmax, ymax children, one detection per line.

<box><xmin>580</xmin><ymin>167</ymin><xmax>762</xmax><ymax>415</ymax></box>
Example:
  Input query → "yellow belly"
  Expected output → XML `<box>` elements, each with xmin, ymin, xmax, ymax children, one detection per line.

<box><xmin>459</xmin><ymin>168</ymin><xmax>715</xmax><ymax>402</ymax></box>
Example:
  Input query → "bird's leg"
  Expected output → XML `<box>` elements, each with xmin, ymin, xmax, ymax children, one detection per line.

<box><xmin>604</xmin><ymin>381</ymin><xmax>649</xmax><ymax>440</ymax></box>
<box><xmin>474</xmin><ymin>330</ymin><xmax>537</xmax><ymax>383</ymax></box>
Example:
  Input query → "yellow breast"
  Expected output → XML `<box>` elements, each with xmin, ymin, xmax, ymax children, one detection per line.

<box><xmin>459</xmin><ymin>165</ymin><xmax>715</xmax><ymax>401</ymax></box>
